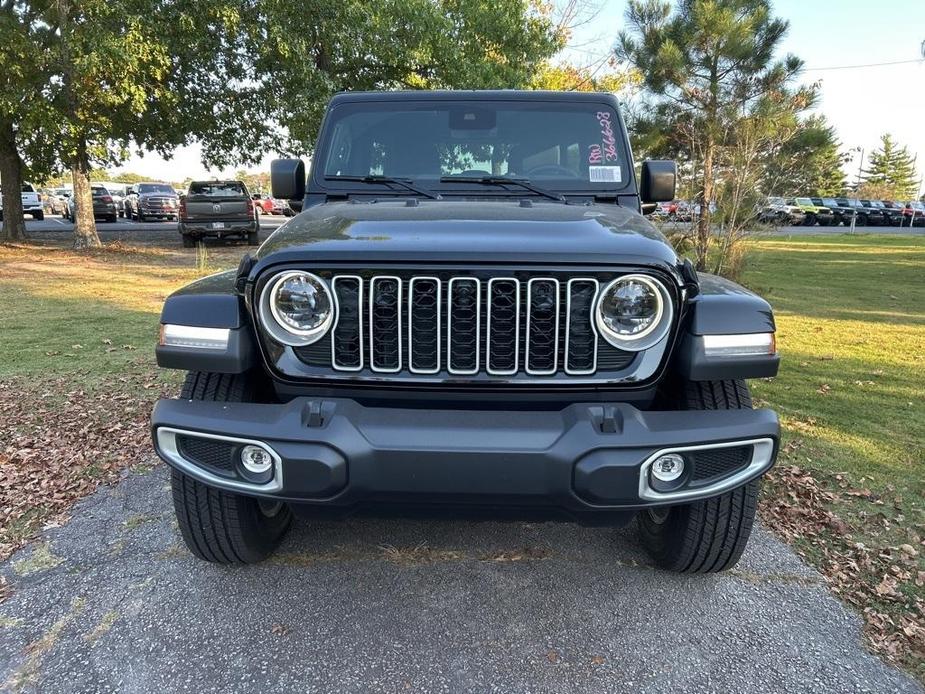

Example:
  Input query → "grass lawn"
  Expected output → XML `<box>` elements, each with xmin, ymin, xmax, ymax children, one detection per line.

<box><xmin>744</xmin><ymin>233</ymin><xmax>925</xmax><ymax>676</ymax></box>
<box><xmin>1</xmin><ymin>232</ymin><xmax>924</xmax><ymax>675</ymax></box>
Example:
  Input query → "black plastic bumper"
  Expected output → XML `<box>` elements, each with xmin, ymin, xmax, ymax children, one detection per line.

<box><xmin>152</xmin><ymin>397</ymin><xmax>779</xmax><ymax>517</ymax></box>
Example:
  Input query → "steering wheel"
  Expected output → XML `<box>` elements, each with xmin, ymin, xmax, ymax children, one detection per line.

<box><xmin>526</xmin><ymin>164</ymin><xmax>578</xmax><ymax>179</ymax></box>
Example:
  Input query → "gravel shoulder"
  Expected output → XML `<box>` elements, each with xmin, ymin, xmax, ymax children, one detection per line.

<box><xmin>0</xmin><ymin>465</ymin><xmax>921</xmax><ymax>694</ymax></box>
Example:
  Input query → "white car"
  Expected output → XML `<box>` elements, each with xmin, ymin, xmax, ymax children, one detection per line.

<box><xmin>0</xmin><ymin>182</ymin><xmax>44</xmax><ymax>221</ymax></box>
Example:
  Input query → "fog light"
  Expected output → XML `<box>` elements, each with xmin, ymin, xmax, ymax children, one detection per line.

<box><xmin>240</xmin><ymin>445</ymin><xmax>273</xmax><ymax>474</ymax></box>
<box><xmin>651</xmin><ymin>454</ymin><xmax>685</xmax><ymax>482</ymax></box>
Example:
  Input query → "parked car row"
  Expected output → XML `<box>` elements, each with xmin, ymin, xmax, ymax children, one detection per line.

<box><xmin>760</xmin><ymin>196</ymin><xmax>924</xmax><ymax>227</ymax></box>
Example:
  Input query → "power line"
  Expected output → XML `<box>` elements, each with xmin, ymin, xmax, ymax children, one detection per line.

<box><xmin>803</xmin><ymin>58</ymin><xmax>923</xmax><ymax>72</ymax></box>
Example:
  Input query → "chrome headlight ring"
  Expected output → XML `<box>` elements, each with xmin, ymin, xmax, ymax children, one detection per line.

<box><xmin>259</xmin><ymin>271</ymin><xmax>335</xmax><ymax>346</ymax></box>
<box><xmin>594</xmin><ymin>274</ymin><xmax>673</xmax><ymax>351</ymax></box>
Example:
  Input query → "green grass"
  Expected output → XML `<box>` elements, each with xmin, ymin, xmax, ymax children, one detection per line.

<box><xmin>0</xmin><ymin>243</ymin><xmax>240</xmax><ymax>384</ymax></box>
<box><xmin>744</xmin><ymin>234</ymin><xmax>925</xmax><ymax>499</ymax></box>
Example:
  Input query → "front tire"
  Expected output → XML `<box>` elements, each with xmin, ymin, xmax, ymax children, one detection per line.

<box><xmin>170</xmin><ymin>372</ymin><xmax>292</xmax><ymax>564</ymax></box>
<box><xmin>638</xmin><ymin>379</ymin><xmax>760</xmax><ymax>573</ymax></box>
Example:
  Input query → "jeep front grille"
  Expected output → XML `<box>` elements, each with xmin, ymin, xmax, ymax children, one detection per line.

<box><xmin>289</xmin><ymin>271</ymin><xmax>645</xmax><ymax>381</ymax></box>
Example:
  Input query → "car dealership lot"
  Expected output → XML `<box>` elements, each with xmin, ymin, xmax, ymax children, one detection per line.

<box><xmin>22</xmin><ymin>214</ymin><xmax>289</xmax><ymax>246</ymax></box>
<box><xmin>20</xmin><ymin>215</ymin><xmax>922</xmax><ymax>248</ymax></box>
<box><xmin>0</xmin><ymin>465</ymin><xmax>920</xmax><ymax>694</ymax></box>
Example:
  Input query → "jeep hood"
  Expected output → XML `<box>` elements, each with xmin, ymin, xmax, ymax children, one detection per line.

<box><xmin>254</xmin><ymin>199</ymin><xmax>680</xmax><ymax>270</ymax></box>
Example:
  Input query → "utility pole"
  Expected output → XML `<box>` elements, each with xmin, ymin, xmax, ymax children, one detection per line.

<box><xmin>854</xmin><ymin>146</ymin><xmax>864</xmax><ymax>193</ymax></box>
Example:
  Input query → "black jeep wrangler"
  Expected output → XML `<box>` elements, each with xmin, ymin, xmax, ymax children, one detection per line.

<box><xmin>152</xmin><ymin>91</ymin><xmax>780</xmax><ymax>573</ymax></box>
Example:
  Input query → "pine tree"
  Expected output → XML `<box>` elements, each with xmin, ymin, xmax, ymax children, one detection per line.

<box><xmin>862</xmin><ymin>134</ymin><xmax>919</xmax><ymax>200</ymax></box>
<box><xmin>616</xmin><ymin>0</ymin><xmax>812</xmax><ymax>269</ymax></box>
<box><xmin>764</xmin><ymin>115</ymin><xmax>847</xmax><ymax>197</ymax></box>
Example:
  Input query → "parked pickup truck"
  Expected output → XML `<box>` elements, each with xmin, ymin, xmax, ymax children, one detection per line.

<box><xmin>152</xmin><ymin>90</ymin><xmax>780</xmax><ymax>573</ymax></box>
<box><xmin>124</xmin><ymin>182</ymin><xmax>178</xmax><ymax>221</ymax></box>
<box><xmin>0</xmin><ymin>182</ymin><xmax>44</xmax><ymax>221</ymax></box>
<box><xmin>178</xmin><ymin>180</ymin><xmax>259</xmax><ymax>247</ymax></box>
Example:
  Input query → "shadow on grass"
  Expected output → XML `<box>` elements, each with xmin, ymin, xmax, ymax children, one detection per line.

<box><xmin>0</xmin><ymin>285</ymin><xmax>162</xmax><ymax>380</ymax></box>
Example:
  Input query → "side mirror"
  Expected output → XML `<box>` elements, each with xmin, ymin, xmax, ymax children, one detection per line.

<box><xmin>640</xmin><ymin>160</ymin><xmax>676</xmax><ymax>204</ymax></box>
<box><xmin>271</xmin><ymin>158</ymin><xmax>306</xmax><ymax>201</ymax></box>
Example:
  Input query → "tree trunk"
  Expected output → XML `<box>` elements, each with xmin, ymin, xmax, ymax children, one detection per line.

<box><xmin>71</xmin><ymin>137</ymin><xmax>100</xmax><ymax>249</ymax></box>
<box><xmin>695</xmin><ymin>137</ymin><xmax>714</xmax><ymax>271</ymax></box>
<box><xmin>0</xmin><ymin>117</ymin><xmax>28</xmax><ymax>243</ymax></box>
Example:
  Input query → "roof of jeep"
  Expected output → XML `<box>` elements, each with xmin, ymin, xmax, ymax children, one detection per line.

<box><xmin>329</xmin><ymin>90</ymin><xmax>619</xmax><ymax>104</ymax></box>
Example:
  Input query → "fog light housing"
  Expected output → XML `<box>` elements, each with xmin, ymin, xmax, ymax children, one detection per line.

<box><xmin>240</xmin><ymin>445</ymin><xmax>273</xmax><ymax>475</ymax></box>
<box><xmin>651</xmin><ymin>453</ymin><xmax>685</xmax><ymax>483</ymax></box>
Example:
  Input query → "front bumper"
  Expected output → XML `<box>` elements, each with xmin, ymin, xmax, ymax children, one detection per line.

<box><xmin>152</xmin><ymin>398</ymin><xmax>779</xmax><ymax>517</ymax></box>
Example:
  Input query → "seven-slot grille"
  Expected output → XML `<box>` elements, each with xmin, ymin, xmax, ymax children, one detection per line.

<box><xmin>290</xmin><ymin>272</ymin><xmax>642</xmax><ymax>380</ymax></box>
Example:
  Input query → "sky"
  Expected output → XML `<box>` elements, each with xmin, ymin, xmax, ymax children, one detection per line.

<box><xmin>114</xmin><ymin>0</ymin><xmax>925</xmax><ymax>192</ymax></box>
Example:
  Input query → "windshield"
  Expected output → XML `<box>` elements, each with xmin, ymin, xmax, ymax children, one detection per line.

<box><xmin>823</xmin><ymin>198</ymin><xmax>838</xmax><ymax>206</ymax></box>
<box><xmin>188</xmin><ymin>181</ymin><xmax>247</xmax><ymax>197</ymax></box>
<box><xmin>869</xmin><ymin>200</ymin><xmax>884</xmax><ymax>208</ymax></box>
<box><xmin>795</xmin><ymin>197</ymin><xmax>812</xmax><ymax>205</ymax></box>
<box><xmin>91</xmin><ymin>187</ymin><xmax>109</xmax><ymax>197</ymax></box>
<box><xmin>138</xmin><ymin>183</ymin><xmax>175</xmax><ymax>195</ymax></box>
<box><xmin>319</xmin><ymin>100</ymin><xmax>629</xmax><ymax>193</ymax></box>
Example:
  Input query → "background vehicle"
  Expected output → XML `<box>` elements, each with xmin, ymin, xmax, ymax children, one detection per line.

<box><xmin>124</xmin><ymin>182</ymin><xmax>178</xmax><ymax>221</ymax></box>
<box><xmin>252</xmin><ymin>194</ymin><xmax>293</xmax><ymax>216</ymax></box>
<box><xmin>903</xmin><ymin>201</ymin><xmax>925</xmax><ymax>227</ymax></box>
<box><xmin>101</xmin><ymin>182</ymin><xmax>128</xmax><ymax>217</ymax></box>
<box><xmin>63</xmin><ymin>185</ymin><xmax>118</xmax><ymax>223</ymax></box>
<box><xmin>787</xmin><ymin>197</ymin><xmax>832</xmax><ymax>226</ymax></box>
<box><xmin>840</xmin><ymin>198</ymin><xmax>870</xmax><ymax>226</ymax></box>
<box><xmin>0</xmin><ymin>182</ymin><xmax>45</xmax><ymax>221</ymax></box>
<box><xmin>759</xmin><ymin>197</ymin><xmax>805</xmax><ymax>226</ymax></box>
<box><xmin>879</xmin><ymin>201</ymin><xmax>906</xmax><ymax>226</ymax></box>
<box><xmin>859</xmin><ymin>200</ymin><xmax>888</xmax><ymax>226</ymax></box>
<box><xmin>812</xmin><ymin>197</ymin><xmax>854</xmax><ymax>226</ymax></box>
<box><xmin>178</xmin><ymin>180</ymin><xmax>259</xmax><ymax>247</ymax></box>
<box><xmin>153</xmin><ymin>90</ymin><xmax>780</xmax><ymax>575</ymax></box>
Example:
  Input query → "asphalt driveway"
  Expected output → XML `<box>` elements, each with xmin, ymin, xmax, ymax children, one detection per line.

<box><xmin>0</xmin><ymin>465</ymin><xmax>920</xmax><ymax>694</ymax></box>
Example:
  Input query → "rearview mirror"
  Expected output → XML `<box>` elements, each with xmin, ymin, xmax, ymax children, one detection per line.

<box><xmin>640</xmin><ymin>160</ymin><xmax>676</xmax><ymax>204</ymax></box>
<box><xmin>271</xmin><ymin>158</ymin><xmax>306</xmax><ymax>201</ymax></box>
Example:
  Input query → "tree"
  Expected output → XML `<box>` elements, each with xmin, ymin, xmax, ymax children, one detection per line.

<box><xmin>763</xmin><ymin>115</ymin><xmax>847</xmax><ymax>197</ymax></box>
<box><xmin>861</xmin><ymin>134</ymin><xmax>919</xmax><ymax>200</ymax></box>
<box><xmin>530</xmin><ymin>60</ymin><xmax>640</xmax><ymax>92</ymax></box>
<box><xmin>616</xmin><ymin>0</ymin><xmax>812</xmax><ymax>269</ymax></box>
<box><xmin>252</xmin><ymin>0</ymin><xmax>561</xmax><ymax>156</ymax></box>
<box><xmin>49</xmin><ymin>0</ymin><xmax>263</xmax><ymax>248</ymax></box>
<box><xmin>0</xmin><ymin>1</ymin><xmax>58</xmax><ymax>242</ymax></box>
<box><xmin>4</xmin><ymin>0</ymin><xmax>561</xmax><ymax>248</ymax></box>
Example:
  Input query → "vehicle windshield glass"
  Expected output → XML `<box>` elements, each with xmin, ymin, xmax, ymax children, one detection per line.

<box><xmin>823</xmin><ymin>198</ymin><xmax>838</xmax><ymax>206</ymax></box>
<box><xmin>188</xmin><ymin>182</ymin><xmax>247</xmax><ymax>197</ymax></box>
<box><xmin>320</xmin><ymin>100</ymin><xmax>629</xmax><ymax>193</ymax></box>
<box><xmin>795</xmin><ymin>197</ymin><xmax>812</xmax><ymax>205</ymax></box>
<box><xmin>21</xmin><ymin>184</ymin><xmax>35</xmax><ymax>193</ymax></box>
<box><xmin>870</xmin><ymin>200</ymin><xmax>884</xmax><ymax>208</ymax></box>
<box><xmin>91</xmin><ymin>187</ymin><xmax>109</xmax><ymax>197</ymax></box>
<box><xmin>138</xmin><ymin>184</ymin><xmax>175</xmax><ymax>195</ymax></box>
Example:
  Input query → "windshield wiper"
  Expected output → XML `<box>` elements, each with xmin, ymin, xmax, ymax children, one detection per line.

<box><xmin>439</xmin><ymin>175</ymin><xmax>566</xmax><ymax>202</ymax></box>
<box><xmin>324</xmin><ymin>175</ymin><xmax>441</xmax><ymax>200</ymax></box>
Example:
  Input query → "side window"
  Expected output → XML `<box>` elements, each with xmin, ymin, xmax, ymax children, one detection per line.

<box><xmin>324</xmin><ymin>123</ymin><xmax>352</xmax><ymax>175</ymax></box>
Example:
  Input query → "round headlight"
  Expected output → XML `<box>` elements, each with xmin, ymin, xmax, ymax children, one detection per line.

<box><xmin>260</xmin><ymin>271</ymin><xmax>334</xmax><ymax>345</ymax></box>
<box><xmin>595</xmin><ymin>274</ymin><xmax>672</xmax><ymax>351</ymax></box>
